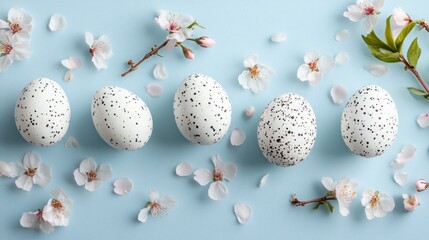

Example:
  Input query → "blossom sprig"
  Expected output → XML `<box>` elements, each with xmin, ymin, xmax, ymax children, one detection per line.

<box><xmin>121</xmin><ymin>10</ymin><xmax>215</xmax><ymax>77</ymax></box>
<box><xmin>291</xmin><ymin>177</ymin><xmax>357</xmax><ymax>216</ymax></box>
<box><xmin>361</xmin><ymin>8</ymin><xmax>429</xmax><ymax>101</ymax></box>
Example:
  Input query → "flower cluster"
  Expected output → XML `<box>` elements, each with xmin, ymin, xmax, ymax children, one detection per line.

<box><xmin>122</xmin><ymin>10</ymin><xmax>215</xmax><ymax>77</ymax></box>
<box><xmin>20</xmin><ymin>188</ymin><xmax>72</xmax><ymax>233</ymax></box>
<box><xmin>0</xmin><ymin>8</ymin><xmax>32</xmax><ymax>72</ymax></box>
<box><xmin>0</xmin><ymin>151</ymin><xmax>51</xmax><ymax>191</ymax></box>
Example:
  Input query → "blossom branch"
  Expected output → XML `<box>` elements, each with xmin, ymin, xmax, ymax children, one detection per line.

<box><xmin>290</xmin><ymin>193</ymin><xmax>336</xmax><ymax>207</ymax></box>
<box><xmin>399</xmin><ymin>54</ymin><xmax>429</xmax><ymax>94</ymax></box>
<box><xmin>121</xmin><ymin>40</ymin><xmax>169</xmax><ymax>77</ymax></box>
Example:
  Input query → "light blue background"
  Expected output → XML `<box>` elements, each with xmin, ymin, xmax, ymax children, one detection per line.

<box><xmin>1</xmin><ymin>0</ymin><xmax>429</xmax><ymax>239</ymax></box>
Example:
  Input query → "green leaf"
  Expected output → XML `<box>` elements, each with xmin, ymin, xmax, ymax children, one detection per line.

<box><xmin>312</xmin><ymin>203</ymin><xmax>320</xmax><ymax>210</ymax></box>
<box><xmin>407</xmin><ymin>87</ymin><xmax>427</xmax><ymax>96</ymax></box>
<box><xmin>407</xmin><ymin>38</ymin><xmax>421</xmax><ymax>67</ymax></box>
<box><xmin>385</xmin><ymin>16</ymin><xmax>397</xmax><ymax>51</ymax></box>
<box><xmin>368</xmin><ymin>46</ymin><xmax>401</xmax><ymax>63</ymax></box>
<box><xmin>396</xmin><ymin>21</ymin><xmax>417</xmax><ymax>51</ymax></box>
<box><xmin>326</xmin><ymin>202</ymin><xmax>334</xmax><ymax>213</ymax></box>
<box><xmin>362</xmin><ymin>31</ymin><xmax>393</xmax><ymax>52</ymax></box>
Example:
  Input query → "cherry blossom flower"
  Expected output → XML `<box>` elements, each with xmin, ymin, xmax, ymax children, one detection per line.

<box><xmin>322</xmin><ymin>177</ymin><xmax>357</xmax><ymax>216</ymax></box>
<box><xmin>73</xmin><ymin>157</ymin><xmax>112</xmax><ymax>192</ymax></box>
<box><xmin>0</xmin><ymin>30</ymin><xmax>32</xmax><ymax>72</ymax></box>
<box><xmin>403</xmin><ymin>194</ymin><xmax>419</xmax><ymax>212</ymax></box>
<box><xmin>11</xmin><ymin>151</ymin><xmax>51</xmax><ymax>191</ymax></box>
<box><xmin>194</xmin><ymin>154</ymin><xmax>237</xmax><ymax>200</ymax></box>
<box><xmin>238</xmin><ymin>54</ymin><xmax>274</xmax><ymax>94</ymax></box>
<box><xmin>138</xmin><ymin>189</ymin><xmax>176</xmax><ymax>223</ymax></box>
<box><xmin>361</xmin><ymin>189</ymin><xmax>394</xmax><ymax>220</ymax></box>
<box><xmin>297</xmin><ymin>50</ymin><xmax>334</xmax><ymax>85</ymax></box>
<box><xmin>343</xmin><ymin>0</ymin><xmax>384</xmax><ymax>33</ymax></box>
<box><xmin>0</xmin><ymin>8</ymin><xmax>32</xmax><ymax>41</ymax></box>
<box><xmin>416</xmin><ymin>179</ymin><xmax>429</xmax><ymax>192</ymax></box>
<box><xmin>43</xmin><ymin>188</ymin><xmax>72</xmax><ymax>227</ymax></box>
<box><xmin>155</xmin><ymin>10</ymin><xmax>194</xmax><ymax>43</ymax></box>
<box><xmin>391</xmin><ymin>7</ymin><xmax>411</xmax><ymax>37</ymax></box>
<box><xmin>20</xmin><ymin>209</ymin><xmax>54</xmax><ymax>233</ymax></box>
<box><xmin>85</xmin><ymin>32</ymin><xmax>113</xmax><ymax>70</ymax></box>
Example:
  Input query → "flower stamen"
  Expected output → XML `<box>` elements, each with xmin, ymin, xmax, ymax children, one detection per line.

<box><xmin>213</xmin><ymin>170</ymin><xmax>223</xmax><ymax>181</ymax></box>
<box><xmin>86</xmin><ymin>170</ymin><xmax>97</xmax><ymax>182</ymax></box>
<box><xmin>309</xmin><ymin>59</ymin><xmax>319</xmax><ymax>72</ymax></box>
<box><xmin>25</xmin><ymin>168</ymin><xmax>37</xmax><ymax>177</ymax></box>
<box><xmin>51</xmin><ymin>199</ymin><xmax>63</xmax><ymax>209</ymax></box>
<box><xmin>369</xmin><ymin>191</ymin><xmax>379</xmax><ymax>207</ymax></box>
<box><xmin>248</xmin><ymin>65</ymin><xmax>260</xmax><ymax>78</ymax></box>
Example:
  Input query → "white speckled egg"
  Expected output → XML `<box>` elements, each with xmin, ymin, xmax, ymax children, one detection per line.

<box><xmin>91</xmin><ymin>86</ymin><xmax>153</xmax><ymax>151</ymax></box>
<box><xmin>173</xmin><ymin>74</ymin><xmax>232</xmax><ymax>145</ymax></box>
<box><xmin>15</xmin><ymin>78</ymin><xmax>71</xmax><ymax>147</ymax></box>
<box><xmin>341</xmin><ymin>85</ymin><xmax>398</xmax><ymax>158</ymax></box>
<box><xmin>257</xmin><ymin>93</ymin><xmax>317</xmax><ymax>167</ymax></box>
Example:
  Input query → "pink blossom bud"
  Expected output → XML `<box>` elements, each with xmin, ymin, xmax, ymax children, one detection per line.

<box><xmin>416</xmin><ymin>179</ymin><xmax>428</xmax><ymax>192</ymax></box>
<box><xmin>197</xmin><ymin>36</ymin><xmax>216</xmax><ymax>48</ymax></box>
<box><xmin>403</xmin><ymin>194</ymin><xmax>420</xmax><ymax>212</ymax></box>
<box><xmin>182</xmin><ymin>47</ymin><xmax>194</xmax><ymax>60</ymax></box>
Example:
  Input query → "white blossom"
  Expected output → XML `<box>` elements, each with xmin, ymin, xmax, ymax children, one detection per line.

<box><xmin>238</xmin><ymin>54</ymin><xmax>274</xmax><ymax>93</ymax></box>
<box><xmin>85</xmin><ymin>32</ymin><xmax>113</xmax><ymax>70</ymax></box>
<box><xmin>155</xmin><ymin>10</ymin><xmax>194</xmax><ymax>43</ymax></box>
<box><xmin>0</xmin><ymin>30</ymin><xmax>31</xmax><ymax>72</ymax></box>
<box><xmin>343</xmin><ymin>0</ymin><xmax>384</xmax><ymax>33</ymax></box>
<box><xmin>0</xmin><ymin>8</ymin><xmax>32</xmax><ymax>41</ymax></box>
<box><xmin>138</xmin><ymin>189</ymin><xmax>175</xmax><ymax>223</ymax></box>
<box><xmin>73</xmin><ymin>157</ymin><xmax>112</xmax><ymax>192</ymax></box>
<box><xmin>12</xmin><ymin>151</ymin><xmax>51</xmax><ymax>191</ymax></box>
<box><xmin>297</xmin><ymin>50</ymin><xmax>334</xmax><ymax>85</ymax></box>
<box><xmin>361</xmin><ymin>189</ymin><xmax>394</xmax><ymax>220</ymax></box>
<box><xmin>42</xmin><ymin>188</ymin><xmax>73</xmax><ymax>227</ymax></box>
<box><xmin>20</xmin><ymin>209</ymin><xmax>54</xmax><ymax>233</ymax></box>
<box><xmin>322</xmin><ymin>177</ymin><xmax>357</xmax><ymax>216</ymax></box>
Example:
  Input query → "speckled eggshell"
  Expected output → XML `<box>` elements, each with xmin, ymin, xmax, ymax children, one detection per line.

<box><xmin>341</xmin><ymin>85</ymin><xmax>398</xmax><ymax>158</ymax></box>
<box><xmin>173</xmin><ymin>74</ymin><xmax>232</xmax><ymax>145</ymax></box>
<box><xmin>257</xmin><ymin>93</ymin><xmax>317</xmax><ymax>167</ymax></box>
<box><xmin>91</xmin><ymin>86</ymin><xmax>153</xmax><ymax>151</ymax></box>
<box><xmin>15</xmin><ymin>78</ymin><xmax>71</xmax><ymax>146</ymax></box>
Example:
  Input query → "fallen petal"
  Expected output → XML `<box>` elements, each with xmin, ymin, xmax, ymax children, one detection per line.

<box><xmin>49</xmin><ymin>14</ymin><xmax>66</xmax><ymax>32</ymax></box>
<box><xmin>394</xmin><ymin>170</ymin><xmax>408</xmax><ymax>187</ymax></box>
<box><xmin>390</xmin><ymin>160</ymin><xmax>404</xmax><ymax>169</ymax></box>
<box><xmin>330</xmin><ymin>84</ymin><xmax>347</xmax><ymax>104</ymax></box>
<box><xmin>65</xmin><ymin>136</ymin><xmax>79</xmax><ymax>148</ymax></box>
<box><xmin>417</xmin><ymin>113</ymin><xmax>429</xmax><ymax>128</ymax></box>
<box><xmin>175</xmin><ymin>162</ymin><xmax>193</xmax><ymax>176</ymax></box>
<box><xmin>153</xmin><ymin>63</ymin><xmax>168</xmax><ymax>80</ymax></box>
<box><xmin>146</xmin><ymin>83</ymin><xmax>164</xmax><ymax>97</ymax></box>
<box><xmin>113</xmin><ymin>177</ymin><xmax>133</xmax><ymax>195</ymax></box>
<box><xmin>365</xmin><ymin>64</ymin><xmax>388</xmax><ymax>77</ymax></box>
<box><xmin>335</xmin><ymin>29</ymin><xmax>350</xmax><ymax>41</ymax></box>
<box><xmin>259</xmin><ymin>174</ymin><xmax>269</xmax><ymax>188</ymax></box>
<box><xmin>271</xmin><ymin>32</ymin><xmax>287</xmax><ymax>43</ymax></box>
<box><xmin>334</xmin><ymin>52</ymin><xmax>349</xmax><ymax>65</ymax></box>
<box><xmin>64</xmin><ymin>70</ymin><xmax>73</xmax><ymax>81</ymax></box>
<box><xmin>61</xmin><ymin>56</ymin><xmax>82</xmax><ymax>70</ymax></box>
<box><xmin>234</xmin><ymin>202</ymin><xmax>252</xmax><ymax>224</ymax></box>
<box><xmin>396</xmin><ymin>145</ymin><xmax>416</xmax><ymax>165</ymax></box>
<box><xmin>230</xmin><ymin>128</ymin><xmax>246</xmax><ymax>146</ymax></box>
<box><xmin>245</xmin><ymin>106</ymin><xmax>255</xmax><ymax>117</ymax></box>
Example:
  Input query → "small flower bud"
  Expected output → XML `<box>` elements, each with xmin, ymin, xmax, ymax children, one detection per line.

<box><xmin>182</xmin><ymin>47</ymin><xmax>194</xmax><ymax>60</ymax></box>
<box><xmin>197</xmin><ymin>36</ymin><xmax>216</xmax><ymax>48</ymax></box>
<box><xmin>416</xmin><ymin>179</ymin><xmax>428</xmax><ymax>192</ymax></box>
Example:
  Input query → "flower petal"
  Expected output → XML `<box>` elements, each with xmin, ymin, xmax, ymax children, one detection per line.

<box><xmin>259</xmin><ymin>173</ymin><xmax>269</xmax><ymax>188</ymax></box>
<box><xmin>48</xmin><ymin>14</ymin><xmax>66</xmax><ymax>32</ymax></box>
<box><xmin>394</xmin><ymin>170</ymin><xmax>408</xmax><ymax>187</ymax></box>
<box><xmin>222</xmin><ymin>162</ymin><xmax>237</xmax><ymax>181</ymax></box>
<box><xmin>330</xmin><ymin>84</ymin><xmax>347</xmax><ymax>104</ymax></box>
<box><xmin>20</xmin><ymin>212</ymin><xmax>39</xmax><ymax>228</ymax></box>
<box><xmin>321</xmin><ymin>177</ymin><xmax>336</xmax><ymax>191</ymax></box>
<box><xmin>307</xmin><ymin>71</ymin><xmax>323</xmax><ymax>85</ymax></box>
<box><xmin>243</xmin><ymin>54</ymin><xmax>258</xmax><ymax>68</ymax></box>
<box><xmin>230</xmin><ymin>128</ymin><xmax>246</xmax><ymax>147</ymax></box>
<box><xmin>160</xmin><ymin>195</ymin><xmax>176</xmax><ymax>209</ymax></box>
<box><xmin>390</xmin><ymin>160</ymin><xmax>404</xmax><ymax>169</ymax></box>
<box><xmin>318</xmin><ymin>55</ymin><xmax>335</xmax><ymax>72</ymax></box>
<box><xmin>175</xmin><ymin>162</ymin><xmax>193</xmax><ymax>177</ymax></box>
<box><xmin>304</xmin><ymin>50</ymin><xmax>319</xmax><ymax>63</ymax></box>
<box><xmin>149</xmin><ymin>189</ymin><xmax>160</xmax><ymax>202</ymax></box>
<box><xmin>15</xmin><ymin>175</ymin><xmax>33</xmax><ymax>191</ymax></box>
<box><xmin>238</xmin><ymin>70</ymin><xmax>251</xmax><ymax>89</ymax></box>
<box><xmin>113</xmin><ymin>177</ymin><xmax>133</xmax><ymax>195</ymax></box>
<box><xmin>65</xmin><ymin>136</ymin><xmax>80</xmax><ymax>148</ymax></box>
<box><xmin>193</xmin><ymin>169</ymin><xmax>213</xmax><ymax>186</ymax></box>
<box><xmin>365</xmin><ymin>64</ymin><xmax>388</xmax><ymax>77</ymax></box>
<box><xmin>334</xmin><ymin>52</ymin><xmax>350</xmax><ymax>65</ymax></box>
<box><xmin>138</xmin><ymin>207</ymin><xmax>151</xmax><ymax>223</ymax></box>
<box><xmin>33</xmin><ymin>163</ymin><xmax>51</xmax><ymax>186</ymax></box>
<box><xmin>417</xmin><ymin>113</ymin><xmax>429</xmax><ymax>128</ymax></box>
<box><xmin>61</xmin><ymin>56</ymin><xmax>82</xmax><ymax>70</ymax></box>
<box><xmin>97</xmin><ymin>164</ymin><xmax>113</xmax><ymax>181</ymax></box>
<box><xmin>79</xmin><ymin>158</ymin><xmax>97</xmax><ymax>173</ymax></box>
<box><xmin>64</xmin><ymin>70</ymin><xmax>73</xmax><ymax>81</ymax></box>
<box><xmin>0</xmin><ymin>55</ymin><xmax>13</xmax><ymax>72</ymax></box>
<box><xmin>208</xmin><ymin>181</ymin><xmax>228</xmax><ymax>200</ymax></box>
<box><xmin>153</xmin><ymin>63</ymin><xmax>168</xmax><ymax>80</ymax></box>
<box><xmin>23</xmin><ymin>151</ymin><xmax>41</xmax><ymax>169</ymax></box>
<box><xmin>92</xmin><ymin>54</ymin><xmax>107</xmax><ymax>70</ymax></box>
<box><xmin>85</xmin><ymin>180</ymin><xmax>102</xmax><ymax>191</ymax></box>
<box><xmin>297</xmin><ymin>64</ymin><xmax>310</xmax><ymax>81</ymax></box>
<box><xmin>85</xmin><ymin>32</ymin><xmax>94</xmax><ymax>47</ymax></box>
<box><xmin>234</xmin><ymin>202</ymin><xmax>252</xmax><ymax>224</ymax></box>
<box><xmin>0</xmin><ymin>161</ymin><xmax>12</xmax><ymax>177</ymax></box>
<box><xmin>271</xmin><ymin>32</ymin><xmax>287</xmax><ymax>43</ymax></box>
<box><xmin>379</xmin><ymin>193</ymin><xmax>395</xmax><ymax>212</ymax></box>
<box><xmin>73</xmin><ymin>168</ymin><xmax>87</xmax><ymax>186</ymax></box>
<box><xmin>396</xmin><ymin>145</ymin><xmax>416</xmax><ymax>165</ymax></box>
<box><xmin>40</xmin><ymin>220</ymin><xmax>54</xmax><ymax>233</ymax></box>
<box><xmin>335</xmin><ymin>29</ymin><xmax>350</xmax><ymax>41</ymax></box>
<box><xmin>245</xmin><ymin>106</ymin><xmax>255</xmax><ymax>117</ymax></box>
<box><xmin>146</xmin><ymin>83</ymin><xmax>164</xmax><ymax>97</ymax></box>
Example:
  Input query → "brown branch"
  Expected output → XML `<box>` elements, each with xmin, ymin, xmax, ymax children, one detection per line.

<box><xmin>399</xmin><ymin>54</ymin><xmax>429</xmax><ymax>94</ymax></box>
<box><xmin>121</xmin><ymin>40</ymin><xmax>170</xmax><ymax>77</ymax></box>
<box><xmin>290</xmin><ymin>194</ymin><xmax>336</xmax><ymax>207</ymax></box>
